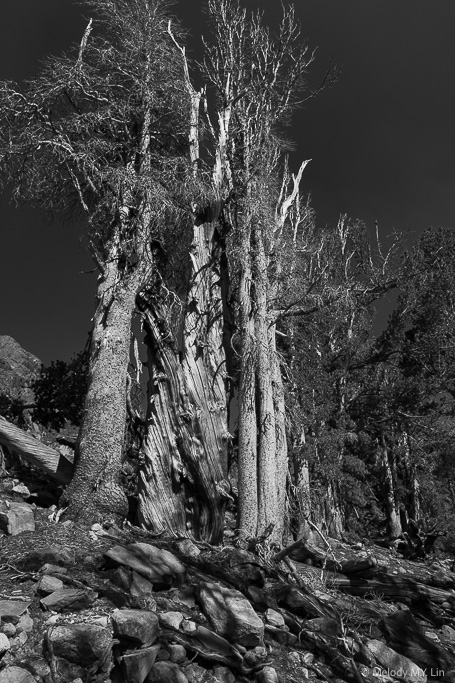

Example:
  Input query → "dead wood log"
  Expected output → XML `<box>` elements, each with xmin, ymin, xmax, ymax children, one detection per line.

<box><xmin>381</xmin><ymin>610</ymin><xmax>454</xmax><ymax>674</ymax></box>
<box><xmin>0</xmin><ymin>416</ymin><xmax>73</xmax><ymax>484</ymax></box>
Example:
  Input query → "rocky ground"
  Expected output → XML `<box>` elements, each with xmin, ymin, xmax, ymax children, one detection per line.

<box><xmin>0</xmin><ymin>474</ymin><xmax>455</xmax><ymax>683</ymax></box>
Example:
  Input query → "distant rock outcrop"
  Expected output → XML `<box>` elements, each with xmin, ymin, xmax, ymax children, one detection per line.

<box><xmin>0</xmin><ymin>335</ymin><xmax>41</xmax><ymax>404</ymax></box>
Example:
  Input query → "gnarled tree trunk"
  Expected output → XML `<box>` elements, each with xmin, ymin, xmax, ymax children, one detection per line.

<box><xmin>138</xmin><ymin>221</ymin><xmax>230</xmax><ymax>544</ymax></box>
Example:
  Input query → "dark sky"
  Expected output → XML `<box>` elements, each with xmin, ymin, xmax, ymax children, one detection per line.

<box><xmin>1</xmin><ymin>0</ymin><xmax>454</xmax><ymax>364</ymax></box>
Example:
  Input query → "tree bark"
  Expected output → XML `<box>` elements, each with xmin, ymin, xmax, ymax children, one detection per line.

<box><xmin>254</xmin><ymin>225</ymin><xmax>280</xmax><ymax>541</ymax></box>
<box><xmin>138</xmin><ymin>222</ymin><xmax>230</xmax><ymax>543</ymax></box>
<box><xmin>237</xmin><ymin>224</ymin><xmax>258</xmax><ymax>544</ymax></box>
<box><xmin>62</xmin><ymin>256</ymin><xmax>139</xmax><ymax>524</ymax></box>
<box><xmin>0</xmin><ymin>416</ymin><xmax>73</xmax><ymax>484</ymax></box>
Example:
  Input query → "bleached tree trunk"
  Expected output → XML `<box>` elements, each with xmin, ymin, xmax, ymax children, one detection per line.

<box><xmin>0</xmin><ymin>416</ymin><xmax>73</xmax><ymax>484</ymax></box>
<box><xmin>138</xmin><ymin>222</ymin><xmax>230</xmax><ymax>543</ymax></box>
<box><xmin>382</xmin><ymin>437</ymin><xmax>402</xmax><ymax>538</ymax></box>
<box><xmin>254</xmin><ymin>225</ymin><xmax>280</xmax><ymax>540</ymax></box>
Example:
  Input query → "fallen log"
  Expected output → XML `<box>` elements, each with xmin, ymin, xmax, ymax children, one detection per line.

<box><xmin>0</xmin><ymin>416</ymin><xmax>73</xmax><ymax>484</ymax></box>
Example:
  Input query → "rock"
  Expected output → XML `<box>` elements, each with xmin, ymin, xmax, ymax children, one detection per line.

<box><xmin>111</xmin><ymin>609</ymin><xmax>160</xmax><ymax>646</ymax></box>
<box><xmin>120</xmin><ymin>644</ymin><xmax>161</xmax><ymax>683</ymax></box>
<box><xmin>16</xmin><ymin>613</ymin><xmax>34</xmax><ymax>633</ymax></box>
<box><xmin>265</xmin><ymin>608</ymin><xmax>285</xmax><ymax>628</ymax></box>
<box><xmin>0</xmin><ymin>501</ymin><xmax>35</xmax><ymax>536</ymax></box>
<box><xmin>1</xmin><ymin>623</ymin><xmax>16</xmax><ymax>637</ymax></box>
<box><xmin>11</xmin><ymin>483</ymin><xmax>30</xmax><ymax>496</ymax></box>
<box><xmin>105</xmin><ymin>543</ymin><xmax>186</xmax><ymax>588</ymax></box>
<box><xmin>0</xmin><ymin>335</ymin><xmax>41</xmax><ymax>403</ymax></box>
<box><xmin>25</xmin><ymin>657</ymin><xmax>51</xmax><ymax>680</ymax></box>
<box><xmin>442</xmin><ymin>625</ymin><xmax>455</xmax><ymax>643</ymax></box>
<box><xmin>130</xmin><ymin>570</ymin><xmax>157</xmax><ymax>599</ymax></box>
<box><xmin>367</xmin><ymin>639</ymin><xmax>427</xmax><ymax>682</ymax></box>
<box><xmin>212</xmin><ymin>666</ymin><xmax>236</xmax><ymax>683</ymax></box>
<box><xmin>243</xmin><ymin>646</ymin><xmax>268</xmax><ymax>669</ymax></box>
<box><xmin>176</xmin><ymin>539</ymin><xmax>200</xmax><ymax>558</ymax></box>
<box><xmin>168</xmin><ymin>644</ymin><xmax>187</xmax><ymax>664</ymax></box>
<box><xmin>0</xmin><ymin>632</ymin><xmax>11</xmax><ymax>654</ymax></box>
<box><xmin>257</xmin><ymin>666</ymin><xmax>279</xmax><ymax>683</ymax></box>
<box><xmin>22</xmin><ymin>545</ymin><xmax>76</xmax><ymax>570</ymax></box>
<box><xmin>40</xmin><ymin>588</ymin><xmax>97</xmax><ymax>612</ymax></box>
<box><xmin>245</xmin><ymin>586</ymin><xmax>268</xmax><ymax>610</ymax></box>
<box><xmin>35</xmin><ymin>574</ymin><xmax>64</xmax><ymax>595</ymax></box>
<box><xmin>159</xmin><ymin>611</ymin><xmax>184</xmax><ymax>631</ymax></box>
<box><xmin>197</xmin><ymin>582</ymin><xmax>264</xmax><ymax>647</ymax></box>
<box><xmin>0</xmin><ymin>667</ymin><xmax>36</xmax><ymax>683</ymax></box>
<box><xmin>110</xmin><ymin>565</ymin><xmax>132</xmax><ymax>591</ymax></box>
<box><xmin>45</xmin><ymin>623</ymin><xmax>112</xmax><ymax>676</ymax></box>
<box><xmin>181</xmin><ymin>620</ymin><xmax>197</xmax><ymax>634</ymax></box>
<box><xmin>146</xmin><ymin>661</ymin><xmax>189</xmax><ymax>682</ymax></box>
<box><xmin>176</xmin><ymin>587</ymin><xmax>196</xmax><ymax>609</ymax></box>
<box><xmin>0</xmin><ymin>600</ymin><xmax>31</xmax><ymax>624</ymax></box>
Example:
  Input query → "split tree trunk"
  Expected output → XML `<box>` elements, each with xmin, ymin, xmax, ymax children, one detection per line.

<box><xmin>138</xmin><ymin>222</ymin><xmax>230</xmax><ymax>544</ymax></box>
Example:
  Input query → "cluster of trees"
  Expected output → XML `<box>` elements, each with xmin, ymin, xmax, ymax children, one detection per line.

<box><xmin>0</xmin><ymin>0</ymin><xmax>454</xmax><ymax>550</ymax></box>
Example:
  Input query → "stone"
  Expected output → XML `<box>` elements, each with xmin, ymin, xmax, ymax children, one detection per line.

<box><xmin>366</xmin><ymin>639</ymin><xmax>427</xmax><ymax>682</ymax></box>
<box><xmin>24</xmin><ymin>657</ymin><xmax>51</xmax><ymax>680</ymax></box>
<box><xmin>110</xmin><ymin>566</ymin><xmax>132</xmax><ymax>591</ymax></box>
<box><xmin>197</xmin><ymin>582</ymin><xmax>264</xmax><ymax>647</ymax></box>
<box><xmin>40</xmin><ymin>588</ymin><xmax>97</xmax><ymax>612</ymax></box>
<box><xmin>213</xmin><ymin>666</ymin><xmax>236</xmax><ymax>683</ymax></box>
<box><xmin>264</xmin><ymin>608</ymin><xmax>285</xmax><ymax>628</ymax></box>
<box><xmin>105</xmin><ymin>543</ymin><xmax>186</xmax><ymax>588</ymax></box>
<box><xmin>0</xmin><ymin>632</ymin><xmax>11</xmax><ymax>654</ymax></box>
<box><xmin>159</xmin><ymin>611</ymin><xmax>184</xmax><ymax>631</ymax></box>
<box><xmin>0</xmin><ymin>502</ymin><xmax>35</xmax><ymax>536</ymax></box>
<box><xmin>442</xmin><ymin>625</ymin><xmax>455</xmax><ymax>643</ymax></box>
<box><xmin>146</xmin><ymin>661</ymin><xmax>189</xmax><ymax>682</ymax></box>
<box><xmin>46</xmin><ymin>623</ymin><xmax>112</xmax><ymax>675</ymax></box>
<box><xmin>0</xmin><ymin>600</ymin><xmax>31</xmax><ymax>624</ymax></box>
<box><xmin>35</xmin><ymin>575</ymin><xmax>64</xmax><ymax>595</ymax></box>
<box><xmin>176</xmin><ymin>587</ymin><xmax>196</xmax><ymax>609</ymax></box>
<box><xmin>176</xmin><ymin>539</ymin><xmax>200</xmax><ymax>558</ymax></box>
<box><xmin>130</xmin><ymin>570</ymin><xmax>156</xmax><ymax>599</ymax></box>
<box><xmin>257</xmin><ymin>667</ymin><xmax>278</xmax><ymax>683</ymax></box>
<box><xmin>111</xmin><ymin>609</ymin><xmax>160</xmax><ymax>646</ymax></box>
<box><xmin>1</xmin><ymin>623</ymin><xmax>16</xmax><ymax>637</ymax></box>
<box><xmin>120</xmin><ymin>644</ymin><xmax>161</xmax><ymax>683</ymax></box>
<box><xmin>181</xmin><ymin>620</ymin><xmax>197</xmax><ymax>634</ymax></box>
<box><xmin>0</xmin><ymin>667</ymin><xmax>36</xmax><ymax>683</ymax></box>
<box><xmin>168</xmin><ymin>644</ymin><xmax>187</xmax><ymax>664</ymax></box>
<box><xmin>0</xmin><ymin>335</ymin><xmax>41</xmax><ymax>404</ymax></box>
<box><xmin>245</xmin><ymin>586</ymin><xmax>268</xmax><ymax>610</ymax></box>
<box><xmin>22</xmin><ymin>545</ymin><xmax>76</xmax><ymax>570</ymax></box>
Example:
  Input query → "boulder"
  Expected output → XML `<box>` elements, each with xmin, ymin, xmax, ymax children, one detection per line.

<box><xmin>40</xmin><ymin>588</ymin><xmax>97</xmax><ymax>612</ymax></box>
<box><xmin>0</xmin><ymin>336</ymin><xmax>41</xmax><ymax>403</ymax></box>
<box><xmin>196</xmin><ymin>582</ymin><xmax>264</xmax><ymax>647</ymax></box>
<box><xmin>22</xmin><ymin>545</ymin><xmax>75</xmax><ymax>570</ymax></box>
<box><xmin>0</xmin><ymin>667</ymin><xmax>36</xmax><ymax>683</ymax></box>
<box><xmin>45</xmin><ymin>623</ymin><xmax>112</xmax><ymax>677</ymax></box>
<box><xmin>111</xmin><ymin>609</ymin><xmax>160</xmax><ymax>646</ymax></box>
<box><xmin>367</xmin><ymin>639</ymin><xmax>427</xmax><ymax>682</ymax></box>
<box><xmin>146</xmin><ymin>661</ymin><xmax>189</xmax><ymax>682</ymax></box>
<box><xmin>35</xmin><ymin>575</ymin><xmax>64</xmax><ymax>596</ymax></box>
<box><xmin>105</xmin><ymin>543</ymin><xmax>186</xmax><ymax>587</ymax></box>
<box><xmin>0</xmin><ymin>501</ymin><xmax>35</xmax><ymax>536</ymax></box>
<box><xmin>120</xmin><ymin>644</ymin><xmax>161</xmax><ymax>683</ymax></box>
<box><xmin>0</xmin><ymin>600</ymin><xmax>31</xmax><ymax>624</ymax></box>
